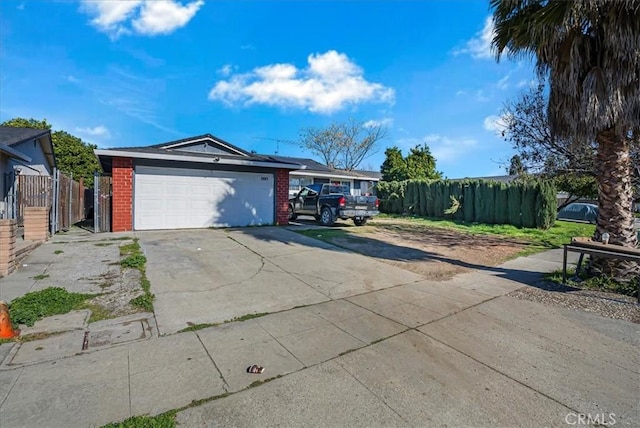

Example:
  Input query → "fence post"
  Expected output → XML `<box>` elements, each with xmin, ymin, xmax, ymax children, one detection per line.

<box><xmin>94</xmin><ymin>172</ymin><xmax>99</xmax><ymax>233</ymax></box>
<box><xmin>50</xmin><ymin>168</ymin><xmax>56</xmax><ymax>235</ymax></box>
<box><xmin>68</xmin><ymin>172</ymin><xmax>73</xmax><ymax>229</ymax></box>
<box><xmin>54</xmin><ymin>169</ymin><xmax>60</xmax><ymax>234</ymax></box>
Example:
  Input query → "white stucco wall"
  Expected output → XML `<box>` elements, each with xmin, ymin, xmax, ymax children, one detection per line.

<box><xmin>10</xmin><ymin>136</ymin><xmax>53</xmax><ymax>176</ymax></box>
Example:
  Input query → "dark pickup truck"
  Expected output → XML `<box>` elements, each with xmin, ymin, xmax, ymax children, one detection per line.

<box><xmin>288</xmin><ymin>184</ymin><xmax>379</xmax><ymax>226</ymax></box>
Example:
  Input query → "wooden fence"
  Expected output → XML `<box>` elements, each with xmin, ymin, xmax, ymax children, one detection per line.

<box><xmin>94</xmin><ymin>174</ymin><xmax>112</xmax><ymax>233</ymax></box>
<box><xmin>16</xmin><ymin>175</ymin><xmax>53</xmax><ymax>226</ymax></box>
<box><xmin>14</xmin><ymin>170</ymin><xmax>85</xmax><ymax>233</ymax></box>
<box><xmin>55</xmin><ymin>172</ymin><xmax>85</xmax><ymax>231</ymax></box>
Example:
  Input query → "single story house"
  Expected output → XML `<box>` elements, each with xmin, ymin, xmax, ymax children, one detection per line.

<box><xmin>264</xmin><ymin>155</ymin><xmax>381</xmax><ymax>197</ymax></box>
<box><xmin>95</xmin><ymin>134</ymin><xmax>383</xmax><ymax>232</ymax></box>
<box><xmin>95</xmin><ymin>134</ymin><xmax>305</xmax><ymax>231</ymax></box>
<box><xmin>0</xmin><ymin>127</ymin><xmax>56</xmax><ymax>219</ymax></box>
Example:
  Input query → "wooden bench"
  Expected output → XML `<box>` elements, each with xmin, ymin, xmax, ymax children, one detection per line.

<box><xmin>562</xmin><ymin>237</ymin><xmax>640</xmax><ymax>302</ymax></box>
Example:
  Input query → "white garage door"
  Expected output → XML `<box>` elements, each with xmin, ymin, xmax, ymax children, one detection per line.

<box><xmin>134</xmin><ymin>166</ymin><xmax>274</xmax><ymax>230</ymax></box>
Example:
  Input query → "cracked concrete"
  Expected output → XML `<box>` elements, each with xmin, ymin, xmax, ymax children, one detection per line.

<box><xmin>0</xmin><ymin>226</ymin><xmax>637</xmax><ymax>427</ymax></box>
<box><xmin>140</xmin><ymin>228</ymin><xmax>424</xmax><ymax>334</ymax></box>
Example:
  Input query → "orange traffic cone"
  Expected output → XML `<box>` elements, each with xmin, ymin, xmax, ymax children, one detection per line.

<box><xmin>0</xmin><ymin>301</ymin><xmax>20</xmax><ymax>339</ymax></box>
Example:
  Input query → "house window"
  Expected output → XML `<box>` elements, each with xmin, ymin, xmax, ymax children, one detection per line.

<box><xmin>289</xmin><ymin>177</ymin><xmax>313</xmax><ymax>196</ymax></box>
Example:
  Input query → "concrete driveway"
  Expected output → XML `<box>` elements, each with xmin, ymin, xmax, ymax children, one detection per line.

<box><xmin>138</xmin><ymin>227</ymin><xmax>424</xmax><ymax>335</ymax></box>
<box><xmin>1</xmin><ymin>227</ymin><xmax>638</xmax><ymax>427</ymax></box>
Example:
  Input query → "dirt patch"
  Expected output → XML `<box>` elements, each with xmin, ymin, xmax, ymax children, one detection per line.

<box><xmin>87</xmin><ymin>268</ymin><xmax>146</xmax><ymax>318</ymax></box>
<box><xmin>327</xmin><ymin>222</ymin><xmax>527</xmax><ymax>281</ymax></box>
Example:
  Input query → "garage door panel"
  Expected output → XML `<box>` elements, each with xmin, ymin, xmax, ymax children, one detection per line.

<box><xmin>138</xmin><ymin>199</ymin><xmax>164</xmax><ymax>211</ymax></box>
<box><xmin>134</xmin><ymin>166</ymin><xmax>274</xmax><ymax>230</ymax></box>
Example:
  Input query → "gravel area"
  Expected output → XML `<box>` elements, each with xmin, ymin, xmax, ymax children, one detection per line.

<box><xmin>509</xmin><ymin>281</ymin><xmax>639</xmax><ymax>324</ymax></box>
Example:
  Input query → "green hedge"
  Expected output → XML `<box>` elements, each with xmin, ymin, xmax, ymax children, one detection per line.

<box><xmin>376</xmin><ymin>178</ymin><xmax>556</xmax><ymax>229</ymax></box>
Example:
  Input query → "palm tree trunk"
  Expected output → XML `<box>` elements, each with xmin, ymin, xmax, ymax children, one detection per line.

<box><xmin>590</xmin><ymin>128</ymin><xmax>639</xmax><ymax>279</ymax></box>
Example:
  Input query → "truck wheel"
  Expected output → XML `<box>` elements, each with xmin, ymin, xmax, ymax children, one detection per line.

<box><xmin>288</xmin><ymin>205</ymin><xmax>297</xmax><ymax>221</ymax></box>
<box><xmin>354</xmin><ymin>218</ymin><xmax>368</xmax><ymax>226</ymax></box>
<box><xmin>320</xmin><ymin>207</ymin><xmax>334</xmax><ymax>226</ymax></box>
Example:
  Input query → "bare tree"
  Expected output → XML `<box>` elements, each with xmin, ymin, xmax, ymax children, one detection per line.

<box><xmin>299</xmin><ymin>119</ymin><xmax>387</xmax><ymax>170</ymax></box>
<box><xmin>502</xmin><ymin>83</ymin><xmax>597</xmax><ymax>176</ymax></box>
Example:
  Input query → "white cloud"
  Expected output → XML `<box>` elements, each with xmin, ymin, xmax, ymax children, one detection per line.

<box><xmin>453</xmin><ymin>16</ymin><xmax>496</xmax><ymax>59</ymax></box>
<box><xmin>81</xmin><ymin>0</ymin><xmax>141</xmax><ymax>37</ymax></box>
<box><xmin>496</xmin><ymin>74</ymin><xmax>510</xmax><ymax>90</ymax></box>
<box><xmin>80</xmin><ymin>0</ymin><xmax>203</xmax><ymax>38</ymax></box>
<box><xmin>208</xmin><ymin>50</ymin><xmax>395</xmax><ymax>114</ymax></box>
<box><xmin>363</xmin><ymin>118</ymin><xmax>393</xmax><ymax>128</ymax></box>
<box><xmin>218</xmin><ymin>64</ymin><xmax>233</xmax><ymax>76</ymax></box>
<box><xmin>425</xmin><ymin>134</ymin><xmax>478</xmax><ymax>163</ymax></box>
<box><xmin>483</xmin><ymin>113</ymin><xmax>512</xmax><ymax>135</ymax></box>
<box><xmin>133</xmin><ymin>0</ymin><xmax>204</xmax><ymax>36</ymax></box>
<box><xmin>66</xmin><ymin>75</ymin><xmax>80</xmax><ymax>83</ymax></box>
<box><xmin>397</xmin><ymin>134</ymin><xmax>477</xmax><ymax>164</ymax></box>
<box><xmin>455</xmin><ymin>90</ymin><xmax>466</xmax><ymax>96</ymax></box>
<box><xmin>75</xmin><ymin>125</ymin><xmax>111</xmax><ymax>138</ymax></box>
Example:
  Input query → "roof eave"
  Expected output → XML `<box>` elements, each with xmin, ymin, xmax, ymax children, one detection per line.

<box><xmin>290</xmin><ymin>170</ymin><xmax>380</xmax><ymax>181</ymax></box>
<box><xmin>94</xmin><ymin>149</ymin><xmax>305</xmax><ymax>170</ymax></box>
<box><xmin>0</xmin><ymin>144</ymin><xmax>32</xmax><ymax>163</ymax></box>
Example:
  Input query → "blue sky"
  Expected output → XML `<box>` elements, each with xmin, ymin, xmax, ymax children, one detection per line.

<box><xmin>0</xmin><ymin>0</ymin><xmax>536</xmax><ymax>178</ymax></box>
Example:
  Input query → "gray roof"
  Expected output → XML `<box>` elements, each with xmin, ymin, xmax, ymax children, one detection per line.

<box><xmin>95</xmin><ymin>135</ymin><xmax>380</xmax><ymax>179</ymax></box>
<box><xmin>260</xmin><ymin>154</ymin><xmax>381</xmax><ymax>180</ymax></box>
<box><xmin>144</xmin><ymin>133</ymin><xmax>251</xmax><ymax>156</ymax></box>
<box><xmin>107</xmin><ymin>146</ymin><xmax>291</xmax><ymax>165</ymax></box>
<box><xmin>260</xmin><ymin>155</ymin><xmax>332</xmax><ymax>172</ymax></box>
<box><xmin>0</xmin><ymin>126</ymin><xmax>55</xmax><ymax>168</ymax></box>
<box><xmin>0</xmin><ymin>126</ymin><xmax>50</xmax><ymax>146</ymax></box>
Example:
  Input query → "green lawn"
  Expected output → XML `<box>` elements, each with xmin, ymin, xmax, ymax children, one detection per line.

<box><xmin>372</xmin><ymin>215</ymin><xmax>596</xmax><ymax>253</ymax></box>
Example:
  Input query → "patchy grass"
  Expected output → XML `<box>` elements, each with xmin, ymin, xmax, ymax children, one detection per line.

<box><xmin>32</xmin><ymin>274</ymin><xmax>50</xmax><ymax>280</ymax></box>
<box><xmin>17</xmin><ymin>331</ymin><xmax>67</xmax><ymax>343</ymax></box>
<box><xmin>372</xmin><ymin>215</ymin><xmax>596</xmax><ymax>253</ymax></box>
<box><xmin>121</xmin><ymin>254</ymin><xmax>147</xmax><ymax>269</ymax></box>
<box><xmin>77</xmin><ymin>302</ymin><xmax>114</xmax><ymax>323</ymax></box>
<box><xmin>230</xmin><ymin>312</ymin><xmax>268</xmax><ymax>322</ymax></box>
<box><xmin>545</xmin><ymin>268</ymin><xmax>639</xmax><ymax>297</ymax></box>
<box><xmin>120</xmin><ymin>240</ymin><xmax>154</xmax><ymax>312</ymax></box>
<box><xmin>54</xmin><ymin>250</ymin><xmax>64</xmax><ymax>255</ymax></box>
<box><xmin>176</xmin><ymin>312</ymin><xmax>270</xmax><ymax>333</ymax></box>
<box><xmin>94</xmin><ymin>243</ymin><xmax>114</xmax><ymax>247</ymax></box>
<box><xmin>248</xmin><ymin>375</ymin><xmax>283</xmax><ymax>389</ymax></box>
<box><xmin>8</xmin><ymin>287</ymin><xmax>96</xmax><ymax>327</ymax></box>
<box><xmin>178</xmin><ymin>322</ymin><xmax>218</xmax><ymax>333</ymax></box>
<box><xmin>120</xmin><ymin>241</ymin><xmax>141</xmax><ymax>256</ymax></box>
<box><xmin>101</xmin><ymin>391</ymin><xmax>233</xmax><ymax>428</ymax></box>
<box><xmin>130</xmin><ymin>293</ymin><xmax>153</xmax><ymax>312</ymax></box>
<box><xmin>101</xmin><ymin>411</ymin><xmax>177</xmax><ymax>428</ymax></box>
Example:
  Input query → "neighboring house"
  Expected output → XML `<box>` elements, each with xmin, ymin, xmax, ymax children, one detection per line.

<box><xmin>94</xmin><ymin>134</ymin><xmax>304</xmax><ymax>231</ymax></box>
<box><xmin>0</xmin><ymin>127</ymin><xmax>56</xmax><ymax>219</ymax></box>
<box><xmin>265</xmin><ymin>155</ymin><xmax>381</xmax><ymax>197</ymax></box>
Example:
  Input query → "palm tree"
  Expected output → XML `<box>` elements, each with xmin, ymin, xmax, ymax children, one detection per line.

<box><xmin>491</xmin><ymin>0</ymin><xmax>640</xmax><ymax>279</ymax></box>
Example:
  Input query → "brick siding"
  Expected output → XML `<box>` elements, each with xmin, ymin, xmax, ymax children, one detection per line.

<box><xmin>275</xmin><ymin>169</ymin><xmax>290</xmax><ymax>225</ymax></box>
<box><xmin>0</xmin><ymin>219</ymin><xmax>17</xmax><ymax>277</ymax></box>
<box><xmin>112</xmin><ymin>157</ymin><xmax>133</xmax><ymax>232</ymax></box>
<box><xmin>23</xmin><ymin>207</ymin><xmax>49</xmax><ymax>241</ymax></box>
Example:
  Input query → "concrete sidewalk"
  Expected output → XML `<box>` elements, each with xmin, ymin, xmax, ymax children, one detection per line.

<box><xmin>0</xmin><ymin>235</ymin><xmax>638</xmax><ymax>427</ymax></box>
